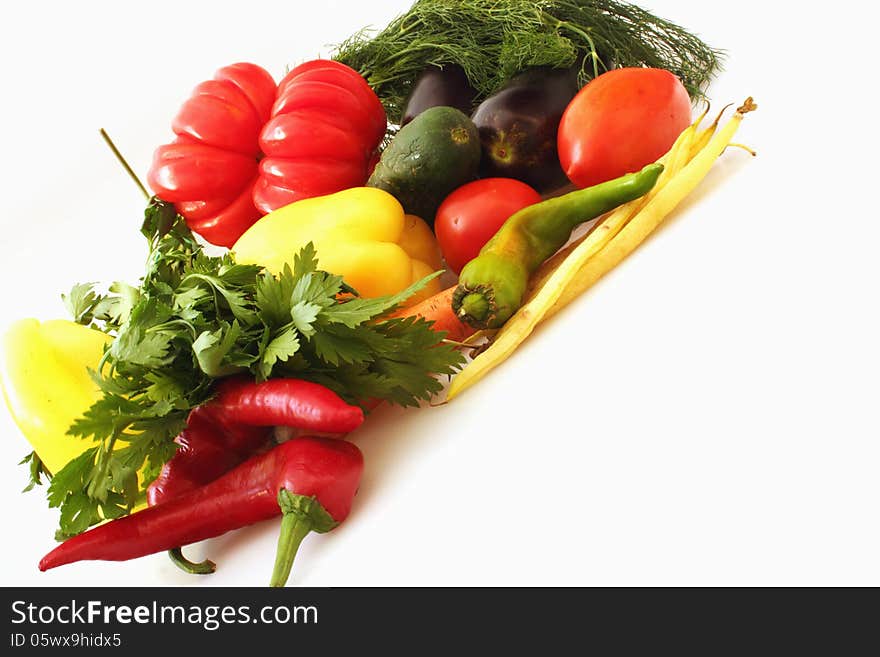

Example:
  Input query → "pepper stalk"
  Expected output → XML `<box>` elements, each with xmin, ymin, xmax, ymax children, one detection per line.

<box><xmin>271</xmin><ymin>489</ymin><xmax>339</xmax><ymax>587</ymax></box>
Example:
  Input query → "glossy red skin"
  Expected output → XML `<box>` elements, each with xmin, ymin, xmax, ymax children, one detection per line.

<box><xmin>149</xmin><ymin>141</ymin><xmax>257</xmax><ymax>202</ymax></box>
<box><xmin>557</xmin><ymin>68</ymin><xmax>692</xmax><ymax>189</ymax></box>
<box><xmin>253</xmin><ymin>60</ymin><xmax>386</xmax><ymax>214</ymax></box>
<box><xmin>147</xmin><ymin>63</ymin><xmax>276</xmax><ymax>247</ymax></box>
<box><xmin>276</xmin><ymin>61</ymin><xmax>386</xmax><ymax>147</ymax></box>
<box><xmin>259</xmin><ymin>156</ymin><xmax>367</xmax><ymax>191</ymax></box>
<box><xmin>147</xmin><ymin>60</ymin><xmax>386</xmax><ymax>246</ymax></box>
<box><xmin>260</xmin><ymin>113</ymin><xmax>367</xmax><ymax>161</ymax></box>
<box><xmin>216</xmin><ymin>63</ymin><xmax>277</xmax><ymax>124</ymax></box>
<box><xmin>434</xmin><ymin>178</ymin><xmax>541</xmax><ymax>274</ymax></box>
<box><xmin>172</xmin><ymin>80</ymin><xmax>264</xmax><ymax>155</ymax></box>
<box><xmin>208</xmin><ymin>377</ymin><xmax>365</xmax><ymax>435</ymax></box>
<box><xmin>147</xmin><ymin>377</ymin><xmax>365</xmax><ymax>507</ymax></box>
<box><xmin>40</xmin><ymin>437</ymin><xmax>364</xmax><ymax>570</ymax></box>
<box><xmin>146</xmin><ymin>405</ymin><xmax>268</xmax><ymax>507</ymax></box>
<box><xmin>179</xmin><ymin>175</ymin><xmax>262</xmax><ymax>248</ymax></box>
<box><xmin>254</xmin><ymin>156</ymin><xmax>368</xmax><ymax>217</ymax></box>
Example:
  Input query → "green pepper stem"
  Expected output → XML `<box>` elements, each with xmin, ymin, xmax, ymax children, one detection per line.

<box><xmin>167</xmin><ymin>547</ymin><xmax>217</xmax><ymax>575</ymax></box>
<box><xmin>458</xmin><ymin>293</ymin><xmax>490</xmax><ymax>323</ymax></box>
<box><xmin>270</xmin><ymin>513</ymin><xmax>313</xmax><ymax>588</ymax></box>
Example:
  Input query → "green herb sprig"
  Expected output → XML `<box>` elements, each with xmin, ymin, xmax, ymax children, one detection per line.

<box><xmin>333</xmin><ymin>0</ymin><xmax>724</xmax><ymax>122</ymax></box>
<box><xmin>49</xmin><ymin>199</ymin><xmax>464</xmax><ymax>538</ymax></box>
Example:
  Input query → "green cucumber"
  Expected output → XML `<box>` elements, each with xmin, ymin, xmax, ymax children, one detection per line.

<box><xmin>367</xmin><ymin>106</ymin><xmax>480</xmax><ymax>227</ymax></box>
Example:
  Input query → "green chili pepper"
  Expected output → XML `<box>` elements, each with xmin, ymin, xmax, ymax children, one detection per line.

<box><xmin>452</xmin><ymin>163</ymin><xmax>664</xmax><ymax>329</ymax></box>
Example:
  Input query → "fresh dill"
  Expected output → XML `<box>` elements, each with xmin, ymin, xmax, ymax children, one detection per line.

<box><xmin>333</xmin><ymin>0</ymin><xmax>724</xmax><ymax>122</ymax></box>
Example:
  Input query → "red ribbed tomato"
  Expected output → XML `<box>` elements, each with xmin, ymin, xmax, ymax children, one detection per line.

<box><xmin>147</xmin><ymin>60</ymin><xmax>386</xmax><ymax>247</ymax></box>
<box><xmin>557</xmin><ymin>68</ymin><xmax>692</xmax><ymax>189</ymax></box>
<box><xmin>148</xmin><ymin>63</ymin><xmax>275</xmax><ymax>247</ymax></box>
<box><xmin>254</xmin><ymin>60</ymin><xmax>387</xmax><ymax>214</ymax></box>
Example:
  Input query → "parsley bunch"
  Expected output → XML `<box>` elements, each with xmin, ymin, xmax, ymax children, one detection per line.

<box><xmin>48</xmin><ymin>199</ymin><xmax>463</xmax><ymax>538</ymax></box>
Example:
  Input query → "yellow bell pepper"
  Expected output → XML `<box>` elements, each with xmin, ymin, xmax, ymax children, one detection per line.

<box><xmin>232</xmin><ymin>187</ymin><xmax>443</xmax><ymax>304</ymax></box>
<box><xmin>1</xmin><ymin>319</ymin><xmax>109</xmax><ymax>475</ymax></box>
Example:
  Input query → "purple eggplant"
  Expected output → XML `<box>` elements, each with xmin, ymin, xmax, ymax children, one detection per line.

<box><xmin>400</xmin><ymin>64</ymin><xmax>477</xmax><ymax>126</ymax></box>
<box><xmin>471</xmin><ymin>67</ymin><xmax>580</xmax><ymax>193</ymax></box>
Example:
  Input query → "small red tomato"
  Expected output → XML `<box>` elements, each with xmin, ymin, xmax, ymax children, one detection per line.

<box><xmin>558</xmin><ymin>68</ymin><xmax>692</xmax><ymax>189</ymax></box>
<box><xmin>435</xmin><ymin>178</ymin><xmax>541</xmax><ymax>275</ymax></box>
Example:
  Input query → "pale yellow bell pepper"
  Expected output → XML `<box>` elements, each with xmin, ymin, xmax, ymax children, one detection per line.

<box><xmin>232</xmin><ymin>187</ymin><xmax>443</xmax><ymax>304</ymax></box>
<box><xmin>1</xmin><ymin>319</ymin><xmax>109</xmax><ymax>475</ymax></box>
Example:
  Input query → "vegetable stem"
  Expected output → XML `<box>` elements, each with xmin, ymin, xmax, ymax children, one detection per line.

<box><xmin>168</xmin><ymin>547</ymin><xmax>217</xmax><ymax>575</ymax></box>
<box><xmin>270</xmin><ymin>510</ymin><xmax>313</xmax><ymax>588</ymax></box>
<box><xmin>100</xmin><ymin>128</ymin><xmax>150</xmax><ymax>200</ymax></box>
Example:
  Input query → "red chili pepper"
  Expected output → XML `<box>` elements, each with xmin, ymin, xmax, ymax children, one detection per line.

<box><xmin>147</xmin><ymin>60</ymin><xmax>387</xmax><ymax>247</ymax></box>
<box><xmin>147</xmin><ymin>377</ymin><xmax>364</xmax><ymax>574</ymax></box>
<box><xmin>148</xmin><ymin>377</ymin><xmax>364</xmax><ymax>507</ymax></box>
<box><xmin>145</xmin><ymin>377</ymin><xmax>364</xmax><ymax>573</ymax></box>
<box><xmin>208</xmin><ymin>376</ymin><xmax>366</xmax><ymax>434</ymax></box>
<box><xmin>40</xmin><ymin>436</ymin><xmax>364</xmax><ymax>587</ymax></box>
<box><xmin>146</xmin><ymin>405</ymin><xmax>267</xmax><ymax>510</ymax></box>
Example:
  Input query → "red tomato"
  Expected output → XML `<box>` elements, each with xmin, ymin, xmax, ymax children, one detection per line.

<box><xmin>148</xmin><ymin>60</ymin><xmax>386</xmax><ymax>248</ymax></box>
<box><xmin>255</xmin><ymin>60</ymin><xmax>387</xmax><ymax>214</ymax></box>
<box><xmin>435</xmin><ymin>178</ymin><xmax>541</xmax><ymax>275</ymax></box>
<box><xmin>557</xmin><ymin>68</ymin><xmax>692</xmax><ymax>189</ymax></box>
<box><xmin>148</xmin><ymin>63</ymin><xmax>276</xmax><ymax>247</ymax></box>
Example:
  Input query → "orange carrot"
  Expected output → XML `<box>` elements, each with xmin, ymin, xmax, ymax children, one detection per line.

<box><xmin>388</xmin><ymin>286</ymin><xmax>476</xmax><ymax>343</ymax></box>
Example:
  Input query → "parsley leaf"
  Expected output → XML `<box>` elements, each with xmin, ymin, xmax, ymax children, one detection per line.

<box><xmin>293</xmin><ymin>241</ymin><xmax>319</xmax><ymax>277</ymax></box>
<box><xmin>93</xmin><ymin>281</ymin><xmax>140</xmax><ymax>326</ymax></box>
<box><xmin>260</xmin><ymin>327</ymin><xmax>301</xmax><ymax>380</ymax></box>
<box><xmin>321</xmin><ymin>271</ymin><xmax>443</xmax><ymax>328</ymax></box>
<box><xmin>312</xmin><ymin>328</ymin><xmax>374</xmax><ymax>366</ymax></box>
<box><xmin>293</xmin><ymin>270</ymin><xmax>345</xmax><ymax>308</ymax></box>
<box><xmin>193</xmin><ymin>321</ymin><xmax>245</xmax><ymax>377</ymax></box>
<box><xmin>290</xmin><ymin>300</ymin><xmax>322</xmax><ymax>338</ymax></box>
<box><xmin>19</xmin><ymin>451</ymin><xmax>51</xmax><ymax>493</ymax></box>
<box><xmin>255</xmin><ymin>266</ymin><xmax>297</xmax><ymax>328</ymax></box>
<box><xmin>46</xmin><ymin>198</ymin><xmax>464</xmax><ymax>538</ymax></box>
<box><xmin>48</xmin><ymin>448</ymin><xmax>98</xmax><ymax>509</ymax></box>
<box><xmin>62</xmin><ymin>283</ymin><xmax>103</xmax><ymax>326</ymax></box>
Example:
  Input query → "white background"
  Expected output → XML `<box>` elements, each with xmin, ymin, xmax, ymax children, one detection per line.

<box><xmin>0</xmin><ymin>0</ymin><xmax>877</xmax><ymax>587</ymax></box>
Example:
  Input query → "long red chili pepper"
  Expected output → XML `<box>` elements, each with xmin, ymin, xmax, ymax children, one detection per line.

<box><xmin>40</xmin><ymin>436</ymin><xmax>364</xmax><ymax>587</ymax></box>
<box><xmin>146</xmin><ymin>377</ymin><xmax>364</xmax><ymax>574</ymax></box>
<box><xmin>148</xmin><ymin>377</ymin><xmax>363</xmax><ymax>507</ymax></box>
<box><xmin>207</xmin><ymin>376</ymin><xmax>365</xmax><ymax>433</ymax></box>
<box><xmin>146</xmin><ymin>407</ymin><xmax>266</xmax><ymax>509</ymax></box>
